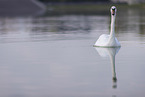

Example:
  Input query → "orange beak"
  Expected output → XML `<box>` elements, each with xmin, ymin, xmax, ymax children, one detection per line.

<box><xmin>112</xmin><ymin>9</ymin><xmax>115</xmax><ymax>15</ymax></box>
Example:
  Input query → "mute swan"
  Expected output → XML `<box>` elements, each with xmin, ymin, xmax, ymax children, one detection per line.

<box><xmin>94</xmin><ymin>6</ymin><xmax>121</xmax><ymax>47</ymax></box>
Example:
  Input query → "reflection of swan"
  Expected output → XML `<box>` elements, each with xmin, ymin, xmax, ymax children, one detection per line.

<box><xmin>95</xmin><ymin>47</ymin><xmax>120</xmax><ymax>89</ymax></box>
<box><xmin>94</xmin><ymin>6</ymin><xmax>121</xmax><ymax>47</ymax></box>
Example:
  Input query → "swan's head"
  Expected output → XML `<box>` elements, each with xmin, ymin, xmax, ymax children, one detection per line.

<box><xmin>110</xmin><ymin>6</ymin><xmax>117</xmax><ymax>16</ymax></box>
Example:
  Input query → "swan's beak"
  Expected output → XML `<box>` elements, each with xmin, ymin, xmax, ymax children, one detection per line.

<box><xmin>112</xmin><ymin>9</ymin><xmax>115</xmax><ymax>16</ymax></box>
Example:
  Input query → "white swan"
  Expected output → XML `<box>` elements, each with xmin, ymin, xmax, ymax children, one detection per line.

<box><xmin>94</xmin><ymin>6</ymin><xmax>121</xmax><ymax>47</ymax></box>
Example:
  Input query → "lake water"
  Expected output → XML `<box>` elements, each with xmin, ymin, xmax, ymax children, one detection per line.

<box><xmin>0</xmin><ymin>6</ymin><xmax>145</xmax><ymax>97</ymax></box>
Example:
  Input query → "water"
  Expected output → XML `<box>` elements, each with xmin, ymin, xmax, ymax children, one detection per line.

<box><xmin>0</xmin><ymin>6</ymin><xmax>145</xmax><ymax>97</ymax></box>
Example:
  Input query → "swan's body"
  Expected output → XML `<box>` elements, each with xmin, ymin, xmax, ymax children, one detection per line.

<box><xmin>94</xmin><ymin>6</ymin><xmax>121</xmax><ymax>47</ymax></box>
<box><xmin>95</xmin><ymin>34</ymin><xmax>120</xmax><ymax>47</ymax></box>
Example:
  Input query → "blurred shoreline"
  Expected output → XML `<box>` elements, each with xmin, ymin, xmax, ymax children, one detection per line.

<box><xmin>0</xmin><ymin>0</ymin><xmax>46</xmax><ymax>17</ymax></box>
<box><xmin>44</xmin><ymin>3</ymin><xmax>145</xmax><ymax>16</ymax></box>
<box><xmin>0</xmin><ymin>0</ymin><xmax>144</xmax><ymax>17</ymax></box>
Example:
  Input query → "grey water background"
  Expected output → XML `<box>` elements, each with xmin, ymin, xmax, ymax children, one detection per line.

<box><xmin>0</xmin><ymin>5</ymin><xmax>145</xmax><ymax>97</ymax></box>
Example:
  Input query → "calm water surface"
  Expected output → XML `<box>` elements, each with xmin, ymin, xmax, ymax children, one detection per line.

<box><xmin>0</xmin><ymin>7</ymin><xmax>145</xmax><ymax>97</ymax></box>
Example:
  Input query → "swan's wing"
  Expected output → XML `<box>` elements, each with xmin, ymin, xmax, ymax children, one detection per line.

<box><xmin>104</xmin><ymin>36</ymin><xmax>121</xmax><ymax>47</ymax></box>
<box><xmin>115</xmin><ymin>37</ymin><xmax>121</xmax><ymax>47</ymax></box>
<box><xmin>95</xmin><ymin>34</ymin><xmax>109</xmax><ymax>46</ymax></box>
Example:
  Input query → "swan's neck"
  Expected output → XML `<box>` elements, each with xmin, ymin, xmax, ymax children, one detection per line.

<box><xmin>110</xmin><ymin>15</ymin><xmax>116</xmax><ymax>37</ymax></box>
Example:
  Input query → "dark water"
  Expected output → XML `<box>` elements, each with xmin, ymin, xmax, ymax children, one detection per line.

<box><xmin>0</xmin><ymin>6</ymin><xmax>145</xmax><ymax>97</ymax></box>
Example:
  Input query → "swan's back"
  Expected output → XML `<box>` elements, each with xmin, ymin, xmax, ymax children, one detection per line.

<box><xmin>94</xmin><ymin>34</ymin><xmax>121</xmax><ymax>47</ymax></box>
<box><xmin>94</xmin><ymin>34</ymin><xmax>109</xmax><ymax>47</ymax></box>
